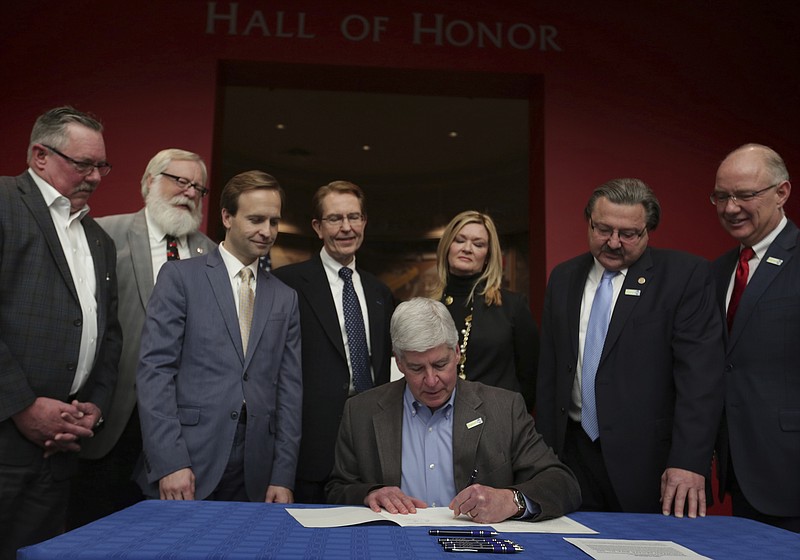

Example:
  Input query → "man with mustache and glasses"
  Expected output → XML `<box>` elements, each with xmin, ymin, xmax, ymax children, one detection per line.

<box><xmin>537</xmin><ymin>178</ymin><xmax>724</xmax><ymax>518</ymax></box>
<box><xmin>67</xmin><ymin>149</ymin><xmax>216</xmax><ymax>528</ymax></box>
<box><xmin>0</xmin><ymin>106</ymin><xmax>122</xmax><ymax>558</ymax></box>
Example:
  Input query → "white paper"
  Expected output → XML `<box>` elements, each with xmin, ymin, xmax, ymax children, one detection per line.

<box><xmin>565</xmin><ymin>538</ymin><xmax>712</xmax><ymax>559</ymax></box>
<box><xmin>287</xmin><ymin>506</ymin><xmax>596</xmax><ymax>533</ymax></box>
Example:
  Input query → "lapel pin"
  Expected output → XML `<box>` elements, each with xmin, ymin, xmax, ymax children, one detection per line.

<box><xmin>624</xmin><ymin>289</ymin><xmax>641</xmax><ymax>296</ymax></box>
<box><xmin>466</xmin><ymin>417</ymin><xmax>483</xmax><ymax>430</ymax></box>
<box><xmin>766</xmin><ymin>256</ymin><xmax>783</xmax><ymax>266</ymax></box>
<box><xmin>637</xmin><ymin>277</ymin><xmax>646</xmax><ymax>284</ymax></box>
<box><xmin>197</xmin><ymin>247</ymin><xmax>205</xmax><ymax>254</ymax></box>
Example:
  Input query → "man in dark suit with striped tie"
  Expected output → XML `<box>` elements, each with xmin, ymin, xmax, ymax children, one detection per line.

<box><xmin>273</xmin><ymin>181</ymin><xmax>394</xmax><ymax>503</ymax></box>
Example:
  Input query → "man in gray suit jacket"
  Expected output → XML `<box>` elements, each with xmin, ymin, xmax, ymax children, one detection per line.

<box><xmin>68</xmin><ymin>149</ymin><xmax>217</xmax><ymax>527</ymax></box>
<box><xmin>135</xmin><ymin>170</ymin><xmax>302</xmax><ymax>503</ymax></box>
<box><xmin>711</xmin><ymin>144</ymin><xmax>800</xmax><ymax>533</ymax></box>
<box><xmin>0</xmin><ymin>107</ymin><xmax>122</xmax><ymax>558</ymax></box>
<box><xmin>326</xmin><ymin>298</ymin><xmax>580</xmax><ymax>523</ymax></box>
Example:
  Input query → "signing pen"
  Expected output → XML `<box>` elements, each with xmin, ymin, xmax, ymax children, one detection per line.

<box><xmin>467</xmin><ymin>468</ymin><xmax>478</xmax><ymax>486</ymax></box>
<box><xmin>429</xmin><ymin>529</ymin><xmax>498</xmax><ymax>536</ymax></box>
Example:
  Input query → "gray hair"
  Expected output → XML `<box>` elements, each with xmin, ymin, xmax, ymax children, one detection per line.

<box><xmin>724</xmin><ymin>143</ymin><xmax>790</xmax><ymax>183</ymax></box>
<box><xmin>391</xmin><ymin>298</ymin><xmax>459</xmax><ymax>360</ymax></box>
<box><xmin>140</xmin><ymin>148</ymin><xmax>208</xmax><ymax>199</ymax></box>
<box><xmin>28</xmin><ymin>106</ymin><xmax>103</xmax><ymax>161</ymax></box>
<box><xmin>584</xmin><ymin>177</ymin><xmax>661</xmax><ymax>232</ymax></box>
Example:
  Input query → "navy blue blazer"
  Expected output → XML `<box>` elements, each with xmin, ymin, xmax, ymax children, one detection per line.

<box><xmin>273</xmin><ymin>254</ymin><xmax>393</xmax><ymax>483</ymax></box>
<box><xmin>713</xmin><ymin>219</ymin><xmax>800</xmax><ymax>517</ymax></box>
<box><xmin>537</xmin><ymin>247</ymin><xmax>724</xmax><ymax>512</ymax></box>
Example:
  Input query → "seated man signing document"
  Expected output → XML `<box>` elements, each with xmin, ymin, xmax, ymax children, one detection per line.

<box><xmin>326</xmin><ymin>298</ymin><xmax>580</xmax><ymax>523</ymax></box>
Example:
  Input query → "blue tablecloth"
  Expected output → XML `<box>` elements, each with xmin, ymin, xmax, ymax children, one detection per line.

<box><xmin>18</xmin><ymin>501</ymin><xmax>800</xmax><ymax>559</ymax></box>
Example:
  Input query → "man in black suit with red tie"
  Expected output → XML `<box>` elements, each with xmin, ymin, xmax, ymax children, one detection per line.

<box><xmin>0</xmin><ymin>107</ymin><xmax>122</xmax><ymax>558</ymax></box>
<box><xmin>711</xmin><ymin>144</ymin><xmax>800</xmax><ymax>533</ymax></box>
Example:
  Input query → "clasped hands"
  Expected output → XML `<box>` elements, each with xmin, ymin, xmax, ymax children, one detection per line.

<box><xmin>12</xmin><ymin>396</ymin><xmax>102</xmax><ymax>457</ymax></box>
<box><xmin>365</xmin><ymin>484</ymin><xmax>519</xmax><ymax>524</ymax></box>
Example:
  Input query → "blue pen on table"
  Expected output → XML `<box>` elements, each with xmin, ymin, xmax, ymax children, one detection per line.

<box><xmin>429</xmin><ymin>529</ymin><xmax>498</xmax><ymax>536</ymax></box>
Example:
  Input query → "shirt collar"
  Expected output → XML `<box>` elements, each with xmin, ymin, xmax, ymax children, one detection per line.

<box><xmin>749</xmin><ymin>215</ymin><xmax>788</xmax><ymax>259</ymax></box>
<box><xmin>28</xmin><ymin>168</ymin><xmax>90</xmax><ymax>220</ymax></box>
<box><xmin>319</xmin><ymin>247</ymin><xmax>357</xmax><ymax>276</ymax></box>
<box><xmin>219</xmin><ymin>241</ymin><xmax>258</xmax><ymax>280</ymax></box>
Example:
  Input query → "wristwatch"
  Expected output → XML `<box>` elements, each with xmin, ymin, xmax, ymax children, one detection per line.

<box><xmin>510</xmin><ymin>489</ymin><xmax>526</xmax><ymax>519</ymax></box>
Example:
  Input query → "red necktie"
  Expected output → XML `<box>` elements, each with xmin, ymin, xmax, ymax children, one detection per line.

<box><xmin>726</xmin><ymin>247</ymin><xmax>754</xmax><ymax>331</ymax></box>
<box><xmin>166</xmin><ymin>235</ymin><xmax>180</xmax><ymax>261</ymax></box>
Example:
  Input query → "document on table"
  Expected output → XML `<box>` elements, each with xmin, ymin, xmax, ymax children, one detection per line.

<box><xmin>286</xmin><ymin>506</ymin><xmax>596</xmax><ymax>533</ymax></box>
<box><xmin>565</xmin><ymin>538</ymin><xmax>712</xmax><ymax>559</ymax></box>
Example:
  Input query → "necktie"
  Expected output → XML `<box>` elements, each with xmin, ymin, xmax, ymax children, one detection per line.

<box><xmin>339</xmin><ymin>267</ymin><xmax>372</xmax><ymax>393</ymax></box>
<box><xmin>726</xmin><ymin>247</ymin><xmax>754</xmax><ymax>331</ymax></box>
<box><xmin>582</xmin><ymin>269</ymin><xmax>618</xmax><ymax>441</ymax></box>
<box><xmin>166</xmin><ymin>235</ymin><xmax>180</xmax><ymax>261</ymax></box>
<box><xmin>238</xmin><ymin>267</ymin><xmax>255</xmax><ymax>355</ymax></box>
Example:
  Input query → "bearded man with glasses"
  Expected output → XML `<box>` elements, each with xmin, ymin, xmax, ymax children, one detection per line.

<box><xmin>537</xmin><ymin>178</ymin><xmax>724</xmax><ymax>519</ymax></box>
<box><xmin>66</xmin><ymin>149</ymin><xmax>217</xmax><ymax>529</ymax></box>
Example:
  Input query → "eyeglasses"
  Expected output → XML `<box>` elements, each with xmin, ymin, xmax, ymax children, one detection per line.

<box><xmin>320</xmin><ymin>213</ymin><xmax>365</xmax><ymax>227</ymax></box>
<box><xmin>590</xmin><ymin>219</ymin><xmax>646</xmax><ymax>244</ymax></box>
<box><xmin>43</xmin><ymin>144</ymin><xmax>112</xmax><ymax>177</ymax></box>
<box><xmin>709</xmin><ymin>183</ymin><xmax>779</xmax><ymax>206</ymax></box>
<box><xmin>160</xmin><ymin>172</ymin><xmax>209</xmax><ymax>198</ymax></box>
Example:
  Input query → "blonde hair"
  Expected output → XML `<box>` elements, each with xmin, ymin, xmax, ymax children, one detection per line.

<box><xmin>431</xmin><ymin>210</ymin><xmax>503</xmax><ymax>306</ymax></box>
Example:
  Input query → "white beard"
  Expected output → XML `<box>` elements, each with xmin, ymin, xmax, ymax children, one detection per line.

<box><xmin>145</xmin><ymin>186</ymin><xmax>202</xmax><ymax>238</ymax></box>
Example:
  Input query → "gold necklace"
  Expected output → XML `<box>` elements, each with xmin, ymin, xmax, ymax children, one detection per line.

<box><xmin>458</xmin><ymin>308</ymin><xmax>473</xmax><ymax>380</ymax></box>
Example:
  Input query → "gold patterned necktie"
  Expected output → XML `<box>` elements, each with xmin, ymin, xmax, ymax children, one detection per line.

<box><xmin>238</xmin><ymin>267</ymin><xmax>255</xmax><ymax>355</ymax></box>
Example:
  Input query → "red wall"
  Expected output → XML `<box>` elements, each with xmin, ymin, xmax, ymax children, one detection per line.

<box><xmin>3</xmin><ymin>1</ymin><xmax>798</xmax><ymax>297</ymax></box>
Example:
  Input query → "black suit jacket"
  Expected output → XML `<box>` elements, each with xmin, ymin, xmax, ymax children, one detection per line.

<box><xmin>0</xmin><ymin>172</ymin><xmax>122</xmax><ymax>478</ymax></box>
<box><xmin>536</xmin><ymin>247</ymin><xmax>724</xmax><ymax>512</ymax></box>
<box><xmin>273</xmin><ymin>254</ymin><xmax>394</xmax><ymax>482</ymax></box>
<box><xmin>713</xmin><ymin>220</ymin><xmax>800</xmax><ymax>517</ymax></box>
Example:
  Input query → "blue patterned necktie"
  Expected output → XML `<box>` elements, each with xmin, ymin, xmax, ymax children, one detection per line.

<box><xmin>581</xmin><ymin>269</ymin><xmax>618</xmax><ymax>441</ymax></box>
<box><xmin>339</xmin><ymin>267</ymin><xmax>372</xmax><ymax>393</ymax></box>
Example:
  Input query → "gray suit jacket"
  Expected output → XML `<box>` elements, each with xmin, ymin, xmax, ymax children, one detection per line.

<box><xmin>0</xmin><ymin>172</ymin><xmax>122</xmax><ymax>477</ymax></box>
<box><xmin>80</xmin><ymin>209</ymin><xmax>216</xmax><ymax>459</ymax></box>
<box><xmin>135</xmin><ymin>247</ymin><xmax>302</xmax><ymax>501</ymax></box>
<box><xmin>326</xmin><ymin>379</ymin><xmax>581</xmax><ymax>520</ymax></box>
<box><xmin>713</xmin><ymin>220</ymin><xmax>800</xmax><ymax>517</ymax></box>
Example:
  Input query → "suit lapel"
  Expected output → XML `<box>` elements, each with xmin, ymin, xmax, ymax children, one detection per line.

<box><xmin>362</xmin><ymin>271</ymin><xmax>389</xmax><ymax>372</ymax></box>
<box><xmin>728</xmin><ymin>221</ymin><xmax>799</xmax><ymax>348</ymax></box>
<box><xmin>245</xmin><ymin>269</ymin><xmax>276</xmax><ymax>368</ymax></box>
<box><xmin>18</xmin><ymin>173</ymin><xmax>79</xmax><ymax>301</ymax></box>
<box><xmin>206</xmin><ymin>249</ymin><xmax>245</xmax><ymax>364</ymax></box>
<box><xmin>602</xmin><ymin>248</ymin><xmax>653</xmax><ymax>362</ymax></box>
<box><xmin>84</xmin><ymin>219</ymin><xmax>109</xmax><ymax>345</ymax></box>
<box><xmin>128</xmin><ymin>210</ymin><xmax>155</xmax><ymax>309</ymax></box>
<box><xmin>452</xmin><ymin>381</ymin><xmax>484</xmax><ymax>491</ymax></box>
<box><xmin>567</xmin><ymin>256</ymin><xmax>594</xmax><ymax>360</ymax></box>
<box><xmin>373</xmin><ymin>382</ymin><xmax>405</xmax><ymax>486</ymax></box>
<box><xmin>303</xmin><ymin>258</ymin><xmax>348</xmax><ymax>360</ymax></box>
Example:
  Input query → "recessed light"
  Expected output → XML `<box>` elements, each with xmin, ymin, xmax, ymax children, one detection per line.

<box><xmin>448</xmin><ymin>131</ymin><xmax>458</xmax><ymax>138</ymax></box>
<box><xmin>362</xmin><ymin>145</ymin><xmax>371</xmax><ymax>151</ymax></box>
<box><xmin>276</xmin><ymin>123</ymin><xmax>286</xmax><ymax>130</ymax></box>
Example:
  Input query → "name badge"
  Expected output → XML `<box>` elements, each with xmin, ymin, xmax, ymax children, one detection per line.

<box><xmin>766</xmin><ymin>256</ymin><xmax>783</xmax><ymax>266</ymax></box>
<box><xmin>466</xmin><ymin>418</ymin><xmax>484</xmax><ymax>430</ymax></box>
<box><xmin>624</xmin><ymin>289</ymin><xmax>641</xmax><ymax>296</ymax></box>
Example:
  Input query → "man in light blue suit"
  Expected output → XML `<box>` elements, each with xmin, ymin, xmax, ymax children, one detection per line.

<box><xmin>135</xmin><ymin>170</ymin><xmax>302</xmax><ymax>503</ymax></box>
